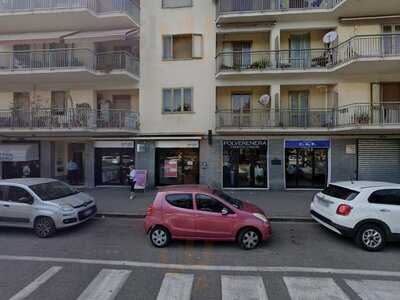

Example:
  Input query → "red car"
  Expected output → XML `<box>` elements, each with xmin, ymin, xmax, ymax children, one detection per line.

<box><xmin>144</xmin><ymin>185</ymin><xmax>272</xmax><ymax>250</ymax></box>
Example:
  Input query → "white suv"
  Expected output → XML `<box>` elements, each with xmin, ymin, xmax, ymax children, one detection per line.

<box><xmin>311</xmin><ymin>181</ymin><xmax>400</xmax><ymax>251</ymax></box>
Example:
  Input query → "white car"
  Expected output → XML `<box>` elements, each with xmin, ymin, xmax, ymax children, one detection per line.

<box><xmin>0</xmin><ymin>178</ymin><xmax>97</xmax><ymax>238</ymax></box>
<box><xmin>311</xmin><ymin>181</ymin><xmax>400</xmax><ymax>251</ymax></box>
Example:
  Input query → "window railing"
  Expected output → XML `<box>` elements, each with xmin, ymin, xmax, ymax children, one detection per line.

<box><xmin>216</xmin><ymin>34</ymin><xmax>400</xmax><ymax>73</ymax></box>
<box><xmin>216</xmin><ymin>102</ymin><xmax>400</xmax><ymax>129</ymax></box>
<box><xmin>0</xmin><ymin>109</ymin><xmax>139</xmax><ymax>130</ymax></box>
<box><xmin>216</xmin><ymin>0</ymin><xmax>343</xmax><ymax>15</ymax></box>
<box><xmin>0</xmin><ymin>0</ymin><xmax>140</xmax><ymax>23</ymax></box>
<box><xmin>0</xmin><ymin>48</ymin><xmax>139</xmax><ymax>77</ymax></box>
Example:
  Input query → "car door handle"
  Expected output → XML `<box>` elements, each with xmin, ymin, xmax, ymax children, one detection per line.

<box><xmin>380</xmin><ymin>209</ymin><xmax>391</xmax><ymax>213</ymax></box>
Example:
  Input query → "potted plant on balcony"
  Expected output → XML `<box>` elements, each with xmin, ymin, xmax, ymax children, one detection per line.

<box><xmin>355</xmin><ymin>112</ymin><xmax>370</xmax><ymax>124</ymax></box>
<box><xmin>250</xmin><ymin>57</ymin><xmax>270</xmax><ymax>70</ymax></box>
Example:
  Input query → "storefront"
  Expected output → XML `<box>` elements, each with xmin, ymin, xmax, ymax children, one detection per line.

<box><xmin>155</xmin><ymin>141</ymin><xmax>199</xmax><ymax>186</ymax></box>
<box><xmin>285</xmin><ymin>140</ymin><xmax>329</xmax><ymax>189</ymax></box>
<box><xmin>223</xmin><ymin>140</ymin><xmax>268</xmax><ymax>188</ymax></box>
<box><xmin>94</xmin><ymin>141</ymin><xmax>135</xmax><ymax>186</ymax></box>
<box><xmin>0</xmin><ymin>144</ymin><xmax>40</xmax><ymax>179</ymax></box>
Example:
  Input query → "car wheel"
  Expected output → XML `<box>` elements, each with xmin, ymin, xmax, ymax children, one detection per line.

<box><xmin>34</xmin><ymin>217</ymin><xmax>56</xmax><ymax>238</ymax></box>
<box><xmin>356</xmin><ymin>224</ymin><xmax>386</xmax><ymax>252</ymax></box>
<box><xmin>238</xmin><ymin>228</ymin><xmax>261</xmax><ymax>250</ymax></box>
<box><xmin>150</xmin><ymin>226</ymin><xmax>170</xmax><ymax>248</ymax></box>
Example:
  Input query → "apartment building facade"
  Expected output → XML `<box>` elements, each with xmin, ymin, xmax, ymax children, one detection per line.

<box><xmin>1</xmin><ymin>0</ymin><xmax>400</xmax><ymax>190</ymax></box>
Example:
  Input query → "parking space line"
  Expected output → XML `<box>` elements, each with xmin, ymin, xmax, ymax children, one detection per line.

<box><xmin>222</xmin><ymin>275</ymin><xmax>268</xmax><ymax>300</ymax></box>
<box><xmin>76</xmin><ymin>269</ymin><xmax>131</xmax><ymax>300</ymax></box>
<box><xmin>346</xmin><ymin>279</ymin><xmax>400</xmax><ymax>300</ymax></box>
<box><xmin>156</xmin><ymin>273</ymin><xmax>194</xmax><ymax>300</ymax></box>
<box><xmin>284</xmin><ymin>277</ymin><xmax>350</xmax><ymax>300</ymax></box>
<box><xmin>9</xmin><ymin>266</ymin><xmax>62</xmax><ymax>300</ymax></box>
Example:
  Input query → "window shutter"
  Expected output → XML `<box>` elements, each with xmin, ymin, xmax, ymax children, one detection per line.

<box><xmin>192</xmin><ymin>34</ymin><xmax>203</xmax><ymax>58</ymax></box>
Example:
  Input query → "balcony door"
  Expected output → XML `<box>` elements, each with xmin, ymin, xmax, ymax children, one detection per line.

<box><xmin>232</xmin><ymin>94</ymin><xmax>251</xmax><ymax>127</ymax></box>
<box><xmin>223</xmin><ymin>41</ymin><xmax>252</xmax><ymax>70</ymax></box>
<box><xmin>290</xmin><ymin>33</ymin><xmax>310</xmax><ymax>68</ymax></box>
<box><xmin>13</xmin><ymin>92</ymin><xmax>30</xmax><ymax>126</ymax></box>
<box><xmin>289</xmin><ymin>91</ymin><xmax>309</xmax><ymax>127</ymax></box>
<box><xmin>382</xmin><ymin>25</ymin><xmax>400</xmax><ymax>56</ymax></box>
<box><xmin>381</xmin><ymin>83</ymin><xmax>400</xmax><ymax>124</ymax></box>
<box><xmin>13</xmin><ymin>45</ymin><xmax>30</xmax><ymax>69</ymax></box>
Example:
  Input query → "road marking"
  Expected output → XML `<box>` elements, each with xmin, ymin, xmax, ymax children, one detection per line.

<box><xmin>346</xmin><ymin>279</ymin><xmax>400</xmax><ymax>300</ymax></box>
<box><xmin>221</xmin><ymin>275</ymin><xmax>268</xmax><ymax>300</ymax></box>
<box><xmin>76</xmin><ymin>269</ymin><xmax>131</xmax><ymax>300</ymax></box>
<box><xmin>9</xmin><ymin>266</ymin><xmax>62</xmax><ymax>300</ymax></box>
<box><xmin>1</xmin><ymin>255</ymin><xmax>400</xmax><ymax>277</ymax></box>
<box><xmin>284</xmin><ymin>277</ymin><xmax>350</xmax><ymax>300</ymax></box>
<box><xmin>156</xmin><ymin>273</ymin><xmax>194</xmax><ymax>300</ymax></box>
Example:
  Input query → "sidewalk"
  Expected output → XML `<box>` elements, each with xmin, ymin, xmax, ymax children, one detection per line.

<box><xmin>84</xmin><ymin>187</ymin><xmax>316</xmax><ymax>219</ymax></box>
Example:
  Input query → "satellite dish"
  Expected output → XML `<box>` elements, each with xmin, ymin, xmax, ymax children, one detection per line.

<box><xmin>323</xmin><ymin>31</ymin><xmax>338</xmax><ymax>44</ymax></box>
<box><xmin>259</xmin><ymin>94</ymin><xmax>271</xmax><ymax>106</ymax></box>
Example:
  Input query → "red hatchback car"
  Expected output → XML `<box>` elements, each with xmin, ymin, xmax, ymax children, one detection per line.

<box><xmin>144</xmin><ymin>185</ymin><xmax>272</xmax><ymax>250</ymax></box>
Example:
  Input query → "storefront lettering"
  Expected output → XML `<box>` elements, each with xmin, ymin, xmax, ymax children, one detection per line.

<box><xmin>0</xmin><ymin>152</ymin><xmax>14</xmax><ymax>161</ymax></box>
<box><xmin>223</xmin><ymin>140</ymin><xmax>267</xmax><ymax>149</ymax></box>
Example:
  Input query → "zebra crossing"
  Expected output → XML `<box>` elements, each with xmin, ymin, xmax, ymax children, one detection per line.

<box><xmin>7</xmin><ymin>266</ymin><xmax>400</xmax><ymax>300</ymax></box>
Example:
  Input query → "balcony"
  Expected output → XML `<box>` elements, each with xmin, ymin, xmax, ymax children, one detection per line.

<box><xmin>216</xmin><ymin>34</ymin><xmax>400</xmax><ymax>78</ymax></box>
<box><xmin>0</xmin><ymin>0</ymin><xmax>140</xmax><ymax>33</ymax></box>
<box><xmin>0</xmin><ymin>49</ymin><xmax>139</xmax><ymax>85</ymax></box>
<box><xmin>216</xmin><ymin>102</ymin><xmax>400</xmax><ymax>132</ymax></box>
<box><xmin>0</xmin><ymin>109</ymin><xmax>139</xmax><ymax>134</ymax></box>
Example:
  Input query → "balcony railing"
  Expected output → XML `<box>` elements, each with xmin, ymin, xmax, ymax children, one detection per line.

<box><xmin>0</xmin><ymin>0</ymin><xmax>140</xmax><ymax>23</ymax></box>
<box><xmin>216</xmin><ymin>0</ymin><xmax>343</xmax><ymax>15</ymax></box>
<box><xmin>216</xmin><ymin>34</ymin><xmax>400</xmax><ymax>73</ymax></box>
<box><xmin>0</xmin><ymin>109</ymin><xmax>139</xmax><ymax>131</ymax></box>
<box><xmin>0</xmin><ymin>48</ymin><xmax>139</xmax><ymax>77</ymax></box>
<box><xmin>216</xmin><ymin>102</ymin><xmax>400</xmax><ymax>129</ymax></box>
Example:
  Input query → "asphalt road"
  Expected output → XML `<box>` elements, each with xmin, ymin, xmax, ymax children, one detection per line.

<box><xmin>0</xmin><ymin>218</ymin><xmax>399</xmax><ymax>300</ymax></box>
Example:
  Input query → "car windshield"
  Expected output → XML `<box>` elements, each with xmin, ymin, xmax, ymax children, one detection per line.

<box><xmin>213</xmin><ymin>189</ymin><xmax>243</xmax><ymax>209</ymax></box>
<box><xmin>30</xmin><ymin>181</ymin><xmax>79</xmax><ymax>201</ymax></box>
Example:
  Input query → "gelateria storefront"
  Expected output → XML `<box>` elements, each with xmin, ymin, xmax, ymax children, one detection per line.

<box><xmin>223</xmin><ymin>140</ymin><xmax>268</xmax><ymax>188</ymax></box>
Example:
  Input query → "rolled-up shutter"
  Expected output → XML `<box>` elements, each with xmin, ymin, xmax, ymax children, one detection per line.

<box><xmin>358</xmin><ymin>140</ymin><xmax>400</xmax><ymax>183</ymax></box>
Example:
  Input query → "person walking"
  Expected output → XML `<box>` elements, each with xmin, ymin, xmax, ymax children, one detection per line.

<box><xmin>67</xmin><ymin>159</ymin><xmax>79</xmax><ymax>185</ymax></box>
<box><xmin>128</xmin><ymin>165</ymin><xmax>136</xmax><ymax>200</ymax></box>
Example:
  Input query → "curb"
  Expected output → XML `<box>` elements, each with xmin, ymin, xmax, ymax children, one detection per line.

<box><xmin>96</xmin><ymin>213</ymin><xmax>314</xmax><ymax>223</ymax></box>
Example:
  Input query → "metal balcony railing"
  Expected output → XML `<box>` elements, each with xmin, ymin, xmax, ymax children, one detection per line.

<box><xmin>216</xmin><ymin>102</ymin><xmax>400</xmax><ymax>129</ymax></box>
<box><xmin>0</xmin><ymin>0</ymin><xmax>140</xmax><ymax>23</ymax></box>
<box><xmin>0</xmin><ymin>109</ymin><xmax>139</xmax><ymax>130</ymax></box>
<box><xmin>0</xmin><ymin>48</ymin><xmax>139</xmax><ymax>77</ymax></box>
<box><xmin>216</xmin><ymin>0</ymin><xmax>343</xmax><ymax>15</ymax></box>
<box><xmin>216</xmin><ymin>34</ymin><xmax>400</xmax><ymax>73</ymax></box>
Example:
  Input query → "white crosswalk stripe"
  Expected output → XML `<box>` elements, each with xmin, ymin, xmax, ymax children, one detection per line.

<box><xmin>221</xmin><ymin>275</ymin><xmax>268</xmax><ymax>300</ymax></box>
<box><xmin>156</xmin><ymin>273</ymin><xmax>194</xmax><ymax>300</ymax></box>
<box><xmin>76</xmin><ymin>269</ymin><xmax>131</xmax><ymax>300</ymax></box>
<box><xmin>9</xmin><ymin>266</ymin><xmax>63</xmax><ymax>300</ymax></box>
<box><xmin>283</xmin><ymin>277</ymin><xmax>350</xmax><ymax>300</ymax></box>
<box><xmin>345</xmin><ymin>279</ymin><xmax>400</xmax><ymax>300</ymax></box>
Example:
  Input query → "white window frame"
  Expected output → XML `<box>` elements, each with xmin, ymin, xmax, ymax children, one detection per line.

<box><xmin>162</xmin><ymin>34</ymin><xmax>203</xmax><ymax>60</ymax></box>
<box><xmin>162</xmin><ymin>87</ymin><xmax>193</xmax><ymax>114</ymax></box>
<box><xmin>162</xmin><ymin>0</ymin><xmax>193</xmax><ymax>9</ymax></box>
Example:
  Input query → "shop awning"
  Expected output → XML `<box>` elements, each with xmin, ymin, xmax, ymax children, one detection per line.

<box><xmin>63</xmin><ymin>29</ymin><xmax>138</xmax><ymax>43</ymax></box>
<box><xmin>0</xmin><ymin>144</ymin><xmax>39</xmax><ymax>162</ymax></box>
<box><xmin>0</xmin><ymin>31</ymin><xmax>76</xmax><ymax>45</ymax></box>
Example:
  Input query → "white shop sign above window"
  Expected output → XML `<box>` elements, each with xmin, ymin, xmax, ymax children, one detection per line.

<box><xmin>95</xmin><ymin>141</ymin><xmax>135</xmax><ymax>149</ymax></box>
<box><xmin>155</xmin><ymin>141</ymin><xmax>199</xmax><ymax>148</ymax></box>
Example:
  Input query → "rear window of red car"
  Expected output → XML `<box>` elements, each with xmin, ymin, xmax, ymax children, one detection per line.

<box><xmin>165</xmin><ymin>193</ymin><xmax>193</xmax><ymax>209</ymax></box>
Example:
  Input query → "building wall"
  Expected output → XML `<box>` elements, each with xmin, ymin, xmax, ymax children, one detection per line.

<box><xmin>337</xmin><ymin>24</ymin><xmax>381</xmax><ymax>43</ymax></box>
<box><xmin>135</xmin><ymin>141</ymin><xmax>156</xmax><ymax>188</ymax></box>
<box><xmin>336</xmin><ymin>82</ymin><xmax>371</xmax><ymax>106</ymax></box>
<box><xmin>216</xmin><ymin>32</ymin><xmax>270</xmax><ymax>52</ymax></box>
<box><xmin>216</xmin><ymin>86</ymin><xmax>270</xmax><ymax>110</ymax></box>
<box><xmin>140</xmin><ymin>0</ymin><xmax>216</xmax><ymax>135</ymax></box>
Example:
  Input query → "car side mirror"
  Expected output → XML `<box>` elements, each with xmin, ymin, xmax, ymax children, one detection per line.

<box><xmin>221</xmin><ymin>208</ymin><xmax>229</xmax><ymax>216</ymax></box>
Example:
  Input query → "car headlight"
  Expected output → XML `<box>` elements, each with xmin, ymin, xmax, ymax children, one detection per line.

<box><xmin>61</xmin><ymin>205</ymin><xmax>74</xmax><ymax>213</ymax></box>
<box><xmin>253</xmin><ymin>213</ymin><xmax>268</xmax><ymax>223</ymax></box>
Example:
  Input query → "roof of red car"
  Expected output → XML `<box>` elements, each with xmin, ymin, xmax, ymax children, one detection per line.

<box><xmin>157</xmin><ymin>185</ymin><xmax>212</xmax><ymax>193</ymax></box>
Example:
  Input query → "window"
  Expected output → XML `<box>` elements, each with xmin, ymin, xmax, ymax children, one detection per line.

<box><xmin>166</xmin><ymin>193</ymin><xmax>193</xmax><ymax>209</ymax></box>
<box><xmin>195</xmin><ymin>194</ymin><xmax>225</xmax><ymax>213</ymax></box>
<box><xmin>8</xmin><ymin>186</ymin><xmax>33</xmax><ymax>204</ymax></box>
<box><xmin>162</xmin><ymin>0</ymin><xmax>192</xmax><ymax>9</ymax></box>
<box><xmin>163</xmin><ymin>88</ymin><xmax>193</xmax><ymax>113</ymax></box>
<box><xmin>322</xmin><ymin>185</ymin><xmax>359</xmax><ymax>201</ymax></box>
<box><xmin>163</xmin><ymin>34</ymin><xmax>203</xmax><ymax>60</ymax></box>
<box><xmin>0</xmin><ymin>186</ymin><xmax>7</xmax><ymax>201</ymax></box>
<box><xmin>51</xmin><ymin>91</ymin><xmax>67</xmax><ymax>115</ymax></box>
<box><xmin>368</xmin><ymin>189</ymin><xmax>400</xmax><ymax>206</ymax></box>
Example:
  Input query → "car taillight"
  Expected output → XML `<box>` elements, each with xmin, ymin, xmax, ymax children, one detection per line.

<box><xmin>146</xmin><ymin>205</ymin><xmax>154</xmax><ymax>216</ymax></box>
<box><xmin>336</xmin><ymin>204</ymin><xmax>353</xmax><ymax>216</ymax></box>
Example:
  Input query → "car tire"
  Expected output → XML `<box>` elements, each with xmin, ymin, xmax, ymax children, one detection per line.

<box><xmin>238</xmin><ymin>228</ymin><xmax>261</xmax><ymax>250</ymax></box>
<box><xmin>355</xmin><ymin>224</ymin><xmax>386</xmax><ymax>252</ymax></box>
<box><xmin>34</xmin><ymin>217</ymin><xmax>56</xmax><ymax>238</ymax></box>
<box><xmin>150</xmin><ymin>226</ymin><xmax>171</xmax><ymax>248</ymax></box>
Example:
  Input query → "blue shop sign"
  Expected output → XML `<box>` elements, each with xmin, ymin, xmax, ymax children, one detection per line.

<box><xmin>285</xmin><ymin>140</ymin><xmax>330</xmax><ymax>149</ymax></box>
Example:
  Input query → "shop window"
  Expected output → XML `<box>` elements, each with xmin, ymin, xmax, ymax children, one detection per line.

<box><xmin>163</xmin><ymin>88</ymin><xmax>193</xmax><ymax>113</ymax></box>
<box><xmin>166</xmin><ymin>194</ymin><xmax>193</xmax><ymax>209</ymax></box>
<box><xmin>162</xmin><ymin>34</ymin><xmax>203</xmax><ymax>60</ymax></box>
<box><xmin>195</xmin><ymin>194</ymin><xmax>225</xmax><ymax>213</ymax></box>
<box><xmin>162</xmin><ymin>0</ymin><xmax>192</xmax><ymax>8</ymax></box>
